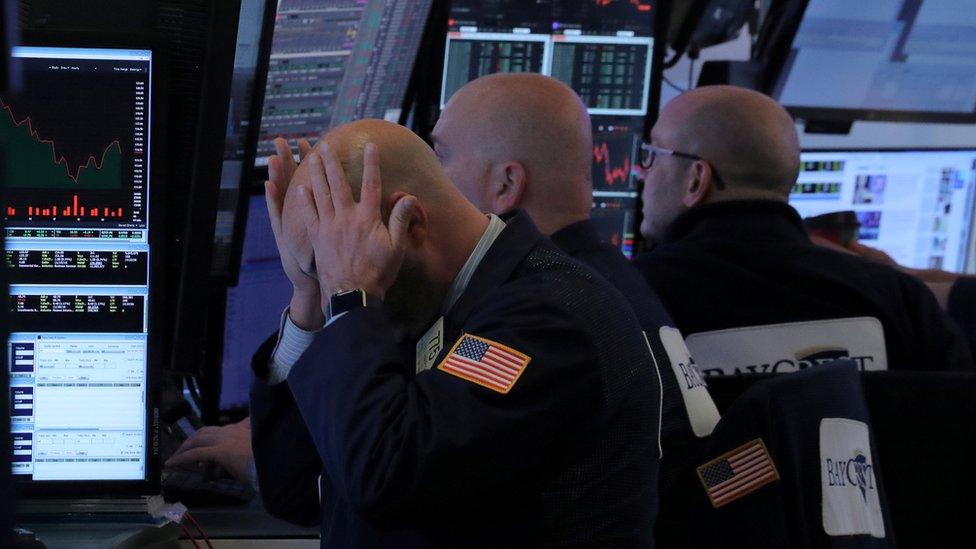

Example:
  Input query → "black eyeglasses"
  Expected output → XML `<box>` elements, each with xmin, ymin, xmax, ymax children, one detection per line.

<box><xmin>639</xmin><ymin>143</ymin><xmax>726</xmax><ymax>190</ymax></box>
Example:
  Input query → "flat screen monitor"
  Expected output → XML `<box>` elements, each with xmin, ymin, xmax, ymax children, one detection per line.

<box><xmin>212</xmin><ymin>0</ymin><xmax>276</xmax><ymax>282</ymax></box>
<box><xmin>440</xmin><ymin>0</ymin><xmax>658</xmax><ymax>258</ymax></box>
<box><xmin>219</xmin><ymin>194</ymin><xmax>292</xmax><ymax>410</ymax></box>
<box><xmin>792</xmin><ymin>149</ymin><xmax>976</xmax><ymax>273</ymax></box>
<box><xmin>254</xmin><ymin>0</ymin><xmax>434</xmax><ymax>167</ymax></box>
<box><xmin>1</xmin><ymin>45</ymin><xmax>159</xmax><ymax>492</ymax></box>
<box><xmin>770</xmin><ymin>0</ymin><xmax>976</xmax><ymax>123</ymax></box>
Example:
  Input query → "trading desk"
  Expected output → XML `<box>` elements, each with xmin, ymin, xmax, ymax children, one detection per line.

<box><xmin>19</xmin><ymin>499</ymin><xmax>318</xmax><ymax>548</ymax></box>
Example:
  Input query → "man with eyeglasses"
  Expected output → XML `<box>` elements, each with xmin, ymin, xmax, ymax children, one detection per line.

<box><xmin>634</xmin><ymin>85</ymin><xmax>973</xmax><ymax>375</ymax></box>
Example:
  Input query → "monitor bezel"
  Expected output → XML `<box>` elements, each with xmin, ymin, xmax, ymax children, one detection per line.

<box><xmin>764</xmin><ymin>0</ymin><xmax>976</xmax><ymax>125</ymax></box>
<box><xmin>9</xmin><ymin>31</ymin><xmax>165</xmax><ymax>499</ymax></box>
<box><xmin>213</xmin><ymin>0</ymin><xmax>278</xmax><ymax>287</ymax></box>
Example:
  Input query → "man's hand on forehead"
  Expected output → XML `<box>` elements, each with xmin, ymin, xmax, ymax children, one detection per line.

<box><xmin>298</xmin><ymin>141</ymin><xmax>417</xmax><ymax>301</ymax></box>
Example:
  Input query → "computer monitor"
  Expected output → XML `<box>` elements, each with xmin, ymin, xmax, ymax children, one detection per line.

<box><xmin>440</xmin><ymin>0</ymin><xmax>660</xmax><ymax>258</ymax></box>
<box><xmin>768</xmin><ymin>0</ymin><xmax>976</xmax><ymax>124</ymax></box>
<box><xmin>792</xmin><ymin>149</ymin><xmax>976</xmax><ymax>273</ymax></box>
<box><xmin>212</xmin><ymin>0</ymin><xmax>277</xmax><ymax>283</ymax></box>
<box><xmin>254</xmin><ymin>0</ymin><xmax>434</xmax><ymax>167</ymax></box>
<box><xmin>1</xmin><ymin>45</ymin><xmax>160</xmax><ymax>494</ymax></box>
<box><xmin>219</xmin><ymin>194</ymin><xmax>292</xmax><ymax>410</ymax></box>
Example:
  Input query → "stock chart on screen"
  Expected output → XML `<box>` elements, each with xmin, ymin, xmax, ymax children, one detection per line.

<box><xmin>0</xmin><ymin>60</ymin><xmax>148</xmax><ymax>229</ymax></box>
<box><xmin>2</xmin><ymin>47</ymin><xmax>154</xmax><ymax>483</ymax></box>
<box><xmin>442</xmin><ymin>0</ymin><xmax>656</xmax><ymax>257</ymax></box>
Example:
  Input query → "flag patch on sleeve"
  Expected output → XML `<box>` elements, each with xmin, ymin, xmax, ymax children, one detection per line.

<box><xmin>697</xmin><ymin>438</ymin><xmax>780</xmax><ymax>508</ymax></box>
<box><xmin>437</xmin><ymin>334</ymin><xmax>531</xmax><ymax>394</ymax></box>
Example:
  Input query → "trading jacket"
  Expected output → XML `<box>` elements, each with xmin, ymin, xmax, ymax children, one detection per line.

<box><xmin>635</xmin><ymin>200</ymin><xmax>973</xmax><ymax>375</ymax></box>
<box><xmin>251</xmin><ymin>211</ymin><xmax>661</xmax><ymax>547</ymax></box>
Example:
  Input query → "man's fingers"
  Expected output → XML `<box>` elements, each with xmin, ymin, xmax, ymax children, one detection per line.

<box><xmin>388</xmin><ymin>195</ymin><xmax>416</xmax><ymax>252</ymax></box>
<box><xmin>298</xmin><ymin>138</ymin><xmax>313</xmax><ymax>161</ymax></box>
<box><xmin>321</xmin><ymin>144</ymin><xmax>355</xmax><ymax>211</ymax></box>
<box><xmin>297</xmin><ymin>185</ymin><xmax>321</xmax><ymax>263</ymax></box>
<box><xmin>265</xmin><ymin>181</ymin><xmax>284</xmax><ymax>235</ymax></box>
<box><xmin>307</xmin><ymin>153</ymin><xmax>334</xmax><ymax>221</ymax></box>
<box><xmin>165</xmin><ymin>446</ymin><xmax>218</xmax><ymax>468</ymax></box>
<box><xmin>171</xmin><ymin>433</ymin><xmax>218</xmax><ymax>456</ymax></box>
<box><xmin>360</xmin><ymin>143</ymin><xmax>381</xmax><ymax>211</ymax></box>
<box><xmin>273</xmin><ymin>137</ymin><xmax>298</xmax><ymax>180</ymax></box>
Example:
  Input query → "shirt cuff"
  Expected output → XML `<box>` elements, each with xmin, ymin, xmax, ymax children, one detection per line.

<box><xmin>268</xmin><ymin>307</ymin><xmax>321</xmax><ymax>385</ymax></box>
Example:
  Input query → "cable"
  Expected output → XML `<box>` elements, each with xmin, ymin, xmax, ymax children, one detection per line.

<box><xmin>179</xmin><ymin>522</ymin><xmax>201</xmax><ymax>549</ymax></box>
<box><xmin>662</xmin><ymin>49</ymin><xmax>684</xmax><ymax>69</ymax></box>
<box><xmin>186</xmin><ymin>512</ymin><xmax>215</xmax><ymax>549</ymax></box>
<box><xmin>662</xmin><ymin>74</ymin><xmax>687</xmax><ymax>93</ymax></box>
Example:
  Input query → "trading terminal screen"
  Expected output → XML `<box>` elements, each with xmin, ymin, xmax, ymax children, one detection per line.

<box><xmin>441</xmin><ymin>0</ymin><xmax>657</xmax><ymax>258</ymax></box>
<box><xmin>791</xmin><ymin>150</ymin><xmax>976</xmax><ymax>273</ymax></box>
<box><xmin>255</xmin><ymin>0</ymin><xmax>434</xmax><ymax>166</ymax></box>
<box><xmin>773</xmin><ymin>0</ymin><xmax>976</xmax><ymax>116</ymax></box>
<box><xmin>2</xmin><ymin>47</ymin><xmax>154</xmax><ymax>481</ymax></box>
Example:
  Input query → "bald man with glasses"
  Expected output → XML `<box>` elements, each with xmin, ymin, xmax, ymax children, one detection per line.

<box><xmin>634</xmin><ymin>85</ymin><xmax>973</xmax><ymax>376</ymax></box>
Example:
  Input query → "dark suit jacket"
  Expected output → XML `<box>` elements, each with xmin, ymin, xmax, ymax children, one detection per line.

<box><xmin>251</xmin><ymin>212</ymin><xmax>661</xmax><ymax>547</ymax></box>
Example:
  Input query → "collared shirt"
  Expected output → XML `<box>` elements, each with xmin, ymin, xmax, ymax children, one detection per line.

<box><xmin>268</xmin><ymin>214</ymin><xmax>506</xmax><ymax>384</ymax></box>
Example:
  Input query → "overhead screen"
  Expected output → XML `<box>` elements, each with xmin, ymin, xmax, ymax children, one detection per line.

<box><xmin>791</xmin><ymin>150</ymin><xmax>976</xmax><ymax>273</ymax></box>
<box><xmin>254</xmin><ymin>0</ymin><xmax>434</xmax><ymax>167</ymax></box>
<box><xmin>441</xmin><ymin>0</ymin><xmax>658</xmax><ymax>258</ymax></box>
<box><xmin>2</xmin><ymin>46</ymin><xmax>155</xmax><ymax>483</ymax></box>
<box><xmin>772</xmin><ymin>0</ymin><xmax>976</xmax><ymax>122</ymax></box>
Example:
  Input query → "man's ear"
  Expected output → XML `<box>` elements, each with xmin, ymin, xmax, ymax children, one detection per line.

<box><xmin>389</xmin><ymin>191</ymin><xmax>428</xmax><ymax>247</ymax></box>
<box><xmin>489</xmin><ymin>161</ymin><xmax>527</xmax><ymax>215</ymax></box>
<box><xmin>682</xmin><ymin>160</ymin><xmax>714</xmax><ymax>208</ymax></box>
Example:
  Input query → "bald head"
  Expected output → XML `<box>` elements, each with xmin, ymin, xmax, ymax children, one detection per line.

<box><xmin>292</xmin><ymin>118</ymin><xmax>454</xmax><ymax>208</ymax></box>
<box><xmin>281</xmin><ymin>119</ymin><xmax>490</xmax><ymax>340</ymax></box>
<box><xmin>654</xmin><ymin>85</ymin><xmax>800</xmax><ymax>197</ymax></box>
<box><xmin>433</xmin><ymin>73</ymin><xmax>593</xmax><ymax>234</ymax></box>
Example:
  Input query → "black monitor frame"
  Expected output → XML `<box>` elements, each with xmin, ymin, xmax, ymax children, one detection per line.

<box><xmin>761</xmin><ymin>0</ymin><xmax>976</xmax><ymax>125</ymax></box>
<box><xmin>9</xmin><ymin>30</ymin><xmax>166</xmax><ymax>499</ymax></box>
<box><xmin>212</xmin><ymin>0</ymin><xmax>278</xmax><ymax>287</ymax></box>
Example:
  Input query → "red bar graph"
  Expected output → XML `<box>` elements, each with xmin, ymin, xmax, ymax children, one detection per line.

<box><xmin>16</xmin><ymin>195</ymin><xmax>124</xmax><ymax>219</ymax></box>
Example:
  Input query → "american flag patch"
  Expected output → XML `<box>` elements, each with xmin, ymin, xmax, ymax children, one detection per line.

<box><xmin>437</xmin><ymin>334</ymin><xmax>531</xmax><ymax>394</ymax></box>
<box><xmin>697</xmin><ymin>438</ymin><xmax>780</xmax><ymax>508</ymax></box>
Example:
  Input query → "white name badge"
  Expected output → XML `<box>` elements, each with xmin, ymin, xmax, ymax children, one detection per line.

<box><xmin>659</xmin><ymin>327</ymin><xmax>720</xmax><ymax>438</ymax></box>
<box><xmin>686</xmin><ymin>317</ymin><xmax>888</xmax><ymax>376</ymax></box>
<box><xmin>820</xmin><ymin>418</ymin><xmax>886</xmax><ymax>538</ymax></box>
<box><xmin>416</xmin><ymin>317</ymin><xmax>445</xmax><ymax>374</ymax></box>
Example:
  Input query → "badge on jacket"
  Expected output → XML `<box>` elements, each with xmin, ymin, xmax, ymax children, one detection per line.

<box><xmin>437</xmin><ymin>333</ymin><xmax>531</xmax><ymax>394</ymax></box>
<box><xmin>416</xmin><ymin>317</ymin><xmax>445</xmax><ymax>374</ymax></box>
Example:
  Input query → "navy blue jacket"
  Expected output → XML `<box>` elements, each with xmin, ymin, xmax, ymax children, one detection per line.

<box><xmin>551</xmin><ymin>219</ymin><xmax>712</xmax><ymax>492</ymax></box>
<box><xmin>635</xmin><ymin>200</ymin><xmax>973</xmax><ymax>373</ymax></box>
<box><xmin>251</xmin><ymin>212</ymin><xmax>661</xmax><ymax>547</ymax></box>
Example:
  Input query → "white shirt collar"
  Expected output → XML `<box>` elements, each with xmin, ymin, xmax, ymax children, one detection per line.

<box><xmin>443</xmin><ymin>214</ymin><xmax>506</xmax><ymax>314</ymax></box>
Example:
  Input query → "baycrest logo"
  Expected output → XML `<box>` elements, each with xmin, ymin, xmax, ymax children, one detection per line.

<box><xmin>850</xmin><ymin>452</ymin><xmax>872</xmax><ymax>503</ymax></box>
<box><xmin>824</xmin><ymin>449</ymin><xmax>876</xmax><ymax>503</ymax></box>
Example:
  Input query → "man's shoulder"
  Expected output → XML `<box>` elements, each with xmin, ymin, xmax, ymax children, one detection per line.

<box><xmin>481</xmin><ymin>241</ymin><xmax>640</xmax><ymax>331</ymax></box>
<box><xmin>570</xmin><ymin>243</ymin><xmax>675</xmax><ymax>330</ymax></box>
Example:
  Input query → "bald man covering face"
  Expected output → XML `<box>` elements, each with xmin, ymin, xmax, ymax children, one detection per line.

<box><xmin>249</xmin><ymin>119</ymin><xmax>662</xmax><ymax>547</ymax></box>
<box><xmin>634</xmin><ymin>85</ymin><xmax>972</xmax><ymax>375</ymax></box>
<box><xmin>433</xmin><ymin>73</ymin><xmax>720</xmax><ymax>495</ymax></box>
